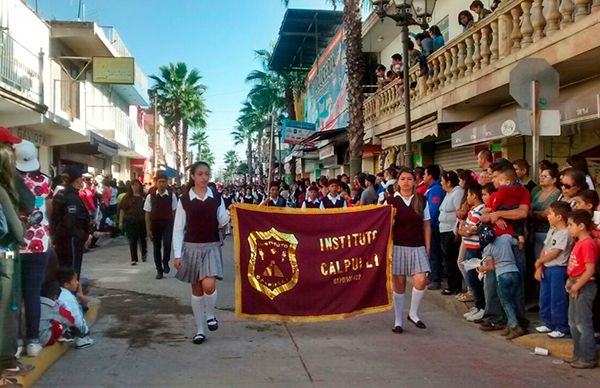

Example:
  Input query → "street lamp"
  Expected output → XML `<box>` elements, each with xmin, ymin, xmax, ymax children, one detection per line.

<box><xmin>372</xmin><ymin>0</ymin><xmax>437</xmax><ymax>168</ymax></box>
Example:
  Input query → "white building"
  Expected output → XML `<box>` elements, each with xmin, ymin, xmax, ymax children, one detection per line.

<box><xmin>0</xmin><ymin>0</ymin><xmax>150</xmax><ymax>181</ymax></box>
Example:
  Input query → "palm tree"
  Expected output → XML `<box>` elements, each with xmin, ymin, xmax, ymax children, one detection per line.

<box><xmin>231</xmin><ymin>124</ymin><xmax>255</xmax><ymax>181</ymax></box>
<box><xmin>223</xmin><ymin>150</ymin><xmax>240</xmax><ymax>183</ymax></box>
<box><xmin>236</xmin><ymin>99</ymin><xmax>270</xmax><ymax>181</ymax></box>
<box><xmin>190</xmin><ymin>129</ymin><xmax>209</xmax><ymax>158</ymax></box>
<box><xmin>150</xmin><ymin>62</ymin><xmax>208</xmax><ymax>184</ymax></box>
<box><xmin>199</xmin><ymin>148</ymin><xmax>216</xmax><ymax>166</ymax></box>
<box><xmin>282</xmin><ymin>0</ymin><xmax>366</xmax><ymax>176</ymax></box>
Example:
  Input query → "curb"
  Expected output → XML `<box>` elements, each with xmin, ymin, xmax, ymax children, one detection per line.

<box><xmin>424</xmin><ymin>289</ymin><xmax>600</xmax><ymax>365</ymax></box>
<box><xmin>16</xmin><ymin>297</ymin><xmax>101</xmax><ymax>388</ymax></box>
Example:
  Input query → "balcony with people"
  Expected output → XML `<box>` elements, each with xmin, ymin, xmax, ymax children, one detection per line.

<box><xmin>362</xmin><ymin>0</ymin><xmax>600</xmax><ymax>140</ymax></box>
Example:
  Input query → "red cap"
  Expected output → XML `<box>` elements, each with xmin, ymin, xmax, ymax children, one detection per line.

<box><xmin>0</xmin><ymin>127</ymin><xmax>22</xmax><ymax>144</ymax></box>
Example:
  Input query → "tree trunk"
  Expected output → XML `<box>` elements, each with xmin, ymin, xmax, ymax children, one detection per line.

<box><xmin>285</xmin><ymin>87</ymin><xmax>296</xmax><ymax>120</ymax></box>
<box><xmin>182</xmin><ymin>120</ymin><xmax>189</xmax><ymax>170</ymax></box>
<box><xmin>257</xmin><ymin>126</ymin><xmax>264</xmax><ymax>183</ymax></box>
<box><xmin>344</xmin><ymin>0</ymin><xmax>365</xmax><ymax>178</ymax></box>
<box><xmin>174</xmin><ymin>109</ymin><xmax>182</xmax><ymax>186</ymax></box>
<box><xmin>246</xmin><ymin>137</ymin><xmax>253</xmax><ymax>183</ymax></box>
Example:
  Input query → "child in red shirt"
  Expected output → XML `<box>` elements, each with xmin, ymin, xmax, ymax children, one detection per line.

<box><xmin>566</xmin><ymin>210</ymin><xmax>598</xmax><ymax>369</ymax></box>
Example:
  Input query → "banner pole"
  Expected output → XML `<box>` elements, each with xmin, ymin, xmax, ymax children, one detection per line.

<box><xmin>268</xmin><ymin>109</ymin><xmax>276</xmax><ymax>184</ymax></box>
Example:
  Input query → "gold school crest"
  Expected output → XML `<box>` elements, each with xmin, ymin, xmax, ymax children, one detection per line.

<box><xmin>247</xmin><ymin>228</ymin><xmax>299</xmax><ymax>300</ymax></box>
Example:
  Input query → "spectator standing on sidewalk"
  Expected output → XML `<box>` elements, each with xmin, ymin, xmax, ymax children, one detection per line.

<box><xmin>51</xmin><ymin>165</ymin><xmax>90</xmax><ymax>280</ymax></box>
<box><xmin>565</xmin><ymin>210</ymin><xmax>598</xmax><ymax>369</ymax></box>
<box><xmin>145</xmin><ymin>172</ymin><xmax>177</xmax><ymax>279</ymax></box>
<box><xmin>173</xmin><ymin>161</ymin><xmax>229</xmax><ymax>345</ymax></box>
<box><xmin>119</xmin><ymin>179</ymin><xmax>147</xmax><ymax>266</ymax></box>
<box><xmin>0</xmin><ymin>141</ymin><xmax>34</xmax><ymax>380</ymax></box>
<box><xmin>423</xmin><ymin>165</ymin><xmax>445</xmax><ymax>290</ymax></box>
<box><xmin>438</xmin><ymin>171</ymin><xmax>464</xmax><ymax>296</ymax></box>
<box><xmin>14</xmin><ymin>140</ymin><xmax>53</xmax><ymax>358</ymax></box>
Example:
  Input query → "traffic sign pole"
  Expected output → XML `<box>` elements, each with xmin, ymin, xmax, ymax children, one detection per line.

<box><xmin>531</xmin><ymin>80</ymin><xmax>540</xmax><ymax>182</ymax></box>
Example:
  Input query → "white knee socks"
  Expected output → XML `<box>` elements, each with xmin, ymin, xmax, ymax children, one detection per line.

<box><xmin>409</xmin><ymin>287</ymin><xmax>425</xmax><ymax>322</ymax></box>
<box><xmin>191</xmin><ymin>295</ymin><xmax>205</xmax><ymax>335</ymax></box>
<box><xmin>204</xmin><ymin>290</ymin><xmax>217</xmax><ymax>321</ymax></box>
<box><xmin>393</xmin><ymin>292</ymin><xmax>405</xmax><ymax>327</ymax></box>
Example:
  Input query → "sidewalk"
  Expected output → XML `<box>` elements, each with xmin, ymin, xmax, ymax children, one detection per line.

<box><xmin>13</xmin><ymin>298</ymin><xmax>101</xmax><ymax>388</ymax></box>
<box><xmin>424</xmin><ymin>287</ymin><xmax>600</xmax><ymax>365</ymax></box>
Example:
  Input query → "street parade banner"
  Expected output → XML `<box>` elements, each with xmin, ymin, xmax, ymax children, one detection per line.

<box><xmin>231</xmin><ymin>204</ymin><xmax>393</xmax><ymax>322</ymax></box>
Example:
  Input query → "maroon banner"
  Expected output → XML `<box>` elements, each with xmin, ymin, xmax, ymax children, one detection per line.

<box><xmin>231</xmin><ymin>204</ymin><xmax>393</xmax><ymax>321</ymax></box>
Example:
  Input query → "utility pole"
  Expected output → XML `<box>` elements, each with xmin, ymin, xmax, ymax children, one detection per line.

<box><xmin>153</xmin><ymin>92</ymin><xmax>158</xmax><ymax>173</ymax></box>
<box><xmin>267</xmin><ymin>109</ymin><xmax>276</xmax><ymax>184</ymax></box>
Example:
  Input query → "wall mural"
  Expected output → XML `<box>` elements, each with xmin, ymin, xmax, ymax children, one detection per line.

<box><xmin>304</xmin><ymin>30</ymin><xmax>349</xmax><ymax>132</ymax></box>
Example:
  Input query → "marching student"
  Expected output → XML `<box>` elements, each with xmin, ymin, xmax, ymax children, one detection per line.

<box><xmin>301</xmin><ymin>186</ymin><xmax>321</xmax><ymax>208</ymax></box>
<box><xmin>144</xmin><ymin>172</ymin><xmax>177</xmax><ymax>279</ymax></box>
<box><xmin>260</xmin><ymin>182</ymin><xmax>286</xmax><ymax>207</ymax></box>
<box><xmin>388</xmin><ymin>168</ymin><xmax>431</xmax><ymax>333</ymax></box>
<box><xmin>320</xmin><ymin>179</ymin><xmax>347</xmax><ymax>209</ymax></box>
<box><xmin>172</xmin><ymin>161</ymin><xmax>229</xmax><ymax>345</ymax></box>
<box><xmin>242</xmin><ymin>187</ymin><xmax>254</xmax><ymax>204</ymax></box>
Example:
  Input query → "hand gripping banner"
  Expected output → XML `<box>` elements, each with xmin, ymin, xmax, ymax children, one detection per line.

<box><xmin>231</xmin><ymin>204</ymin><xmax>393</xmax><ymax>322</ymax></box>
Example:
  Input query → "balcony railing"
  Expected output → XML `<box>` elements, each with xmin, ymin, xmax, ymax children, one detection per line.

<box><xmin>364</xmin><ymin>0</ymin><xmax>600</xmax><ymax>125</ymax></box>
<box><xmin>86</xmin><ymin>104</ymin><xmax>149</xmax><ymax>157</ymax></box>
<box><xmin>0</xmin><ymin>29</ymin><xmax>42</xmax><ymax>104</ymax></box>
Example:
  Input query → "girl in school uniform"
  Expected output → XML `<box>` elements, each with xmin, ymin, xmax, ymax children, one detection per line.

<box><xmin>387</xmin><ymin>168</ymin><xmax>431</xmax><ymax>333</ymax></box>
<box><xmin>301</xmin><ymin>186</ymin><xmax>321</xmax><ymax>208</ymax></box>
<box><xmin>173</xmin><ymin>161</ymin><xmax>230</xmax><ymax>344</ymax></box>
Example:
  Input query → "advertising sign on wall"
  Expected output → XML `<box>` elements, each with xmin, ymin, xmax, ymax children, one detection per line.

<box><xmin>281</xmin><ymin>119</ymin><xmax>316</xmax><ymax>145</ymax></box>
<box><xmin>304</xmin><ymin>30</ymin><xmax>349</xmax><ymax>132</ymax></box>
<box><xmin>93</xmin><ymin>57</ymin><xmax>135</xmax><ymax>85</ymax></box>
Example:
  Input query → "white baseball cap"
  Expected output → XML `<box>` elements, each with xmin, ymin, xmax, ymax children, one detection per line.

<box><xmin>14</xmin><ymin>140</ymin><xmax>40</xmax><ymax>172</ymax></box>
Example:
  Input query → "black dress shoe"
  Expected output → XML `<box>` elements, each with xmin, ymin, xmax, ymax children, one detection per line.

<box><xmin>392</xmin><ymin>326</ymin><xmax>403</xmax><ymax>334</ymax></box>
<box><xmin>155</xmin><ymin>272</ymin><xmax>163</xmax><ymax>279</ymax></box>
<box><xmin>407</xmin><ymin>315</ymin><xmax>426</xmax><ymax>329</ymax></box>
<box><xmin>163</xmin><ymin>263</ymin><xmax>170</xmax><ymax>274</ymax></box>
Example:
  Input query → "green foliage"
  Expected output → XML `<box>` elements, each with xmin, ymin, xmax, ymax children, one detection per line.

<box><xmin>223</xmin><ymin>150</ymin><xmax>240</xmax><ymax>183</ymax></box>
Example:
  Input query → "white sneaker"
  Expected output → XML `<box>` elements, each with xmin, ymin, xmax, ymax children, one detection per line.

<box><xmin>535</xmin><ymin>325</ymin><xmax>551</xmax><ymax>333</ymax></box>
<box><xmin>26</xmin><ymin>342</ymin><xmax>42</xmax><ymax>357</ymax></box>
<box><xmin>463</xmin><ymin>307</ymin><xmax>478</xmax><ymax>318</ymax></box>
<box><xmin>466</xmin><ymin>309</ymin><xmax>485</xmax><ymax>322</ymax></box>
<box><xmin>547</xmin><ymin>330</ymin><xmax>567</xmax><ymax>339</ymax></box>
<box><xmin>74</xmin><ymin>336</ymin><xmax>94</xmax><ymax>349</ymax></box>
<box><xmin>14</xmin><ymin>345</ymin><xmax>24</xmax><ymax>359</ymax></box>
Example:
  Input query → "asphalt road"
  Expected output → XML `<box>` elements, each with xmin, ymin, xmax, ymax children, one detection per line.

<box><xmin>35</xmin><ymin>236</ymin><xmax>600</xmax><ymax>387</ymax></box>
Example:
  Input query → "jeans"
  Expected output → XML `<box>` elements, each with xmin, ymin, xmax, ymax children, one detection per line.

<box><xmin>511</xmin><ymin>241</ymin><xmax>528</xmax><ymax>327</ymax></box>
<box><xmin>483</xmin><ymin>269</ymin><xmax>505</xmax><ymax>324</ymax></box>
<box><xmin>56</xmin><ymin>236</ymin><xmax>85</xmax><ymax>279</ymax></box>
<box><xmin>125</xmin><ymin>220</ymin><xmax>147</xmax><ymax>263</ymax></box>
<box><xmin>0</xmin><ymin>250</ymin><xmax>20</xmax><ymax>369</ymax></box>
<box><xmin>440</xmin><ymin>231</ymin><xmax>461</xmax><ymax>293</ymax></box>
<box><xmin>151</xmin><ymin>220</ymin><xmax>173</xmax><ymax>273</ymax></box>
<box><xmin>20</xmin><ymin>251</ymin><xmax>50</xmax><ymax>341</ymax></box>
<box><xmin>568</xmin><ymin>281</ymin><xmax>597</xmax><ymax>363</ymax></box>
<box><xmin>496</xmin><ymin>271</ymin><xmax>522</xmax><ymax>327</ymax></box>
<box><xmin>429</xmin><ymin>226</ymin><xmax>443</xmax><ymax>283</ymax></box>
<box><xmin>539</xmin><ymin>266</ymin><xmax>569</xmax><ymax>333</ymax></box>
<box><xmin>465</xmin><ymin>248</ymin><xmax>485</xmax><ymax>310</ymax></box>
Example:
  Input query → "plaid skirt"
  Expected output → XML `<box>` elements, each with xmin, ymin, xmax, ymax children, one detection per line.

<box><xmin>392</xmin><ymin>245</ymin><xmax>430</xmax><ymax>276</ymax></box>
<box><xmin>175</xmin><ymin>242</ymin><xmax>224</xmax><ymax>283</ymax></box>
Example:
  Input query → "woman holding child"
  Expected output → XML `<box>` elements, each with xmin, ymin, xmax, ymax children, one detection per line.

<box><xmin>389</xmin><ymin>168</ymin><xmax>431</xmax><ymax>333</ymax></box>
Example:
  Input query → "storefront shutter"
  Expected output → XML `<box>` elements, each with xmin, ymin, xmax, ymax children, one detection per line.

<box><xmin>433</xmin><ymin>141</ymin><xmax>480</xmax><ymax>172</ymax></box>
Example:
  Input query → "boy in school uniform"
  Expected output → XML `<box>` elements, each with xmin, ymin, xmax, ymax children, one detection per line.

<box><xmin>301</xmin><ymin>186</ymin><xmax>321</xmax><ymax>208</ymax></box>
<box><xmin>320</xmin><ymin>179</ymin><xmax>347</xmax><ymax>209</ymax></box>
<box><xmin>260</xmin><ymin>182</ymin><xmax>286</xmax><ymax>207</ymax></box>
<box><xmin>534</xmin><ymin>201</ymin><xmax>574</xmax><ymax>339</ymax></box>
<box><xmin>565</xmin><ymin>210</ymin><xmax>598</xmax><ymax>369</ymax></box>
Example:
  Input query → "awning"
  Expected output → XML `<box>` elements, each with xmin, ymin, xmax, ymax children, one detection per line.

<box><xmin>301</xmin><ymin>127</ymin><xmax>346</xmax><ymax>144</ymax></box>
<box><xmin>269</xmin><ymin>9</ymin><xmax>343</xmax><ymax>71</ymax></box>
<box><xmin>89</xmin><ymin>131</ymin><xmax>118</xmax><ymax>156</ymax></box>
<box><xmin>380</xmin><ymin>120</ymin><xmax>438</xmax><ymax>149</ymax></box>
<box><xmin>548</xmin><ymin>76</ymin><xmax>600</xmax><ymax>125</ymax></box>
<box><xmin>161</xmin><ymin>166</ymin><xmax>177</xmax><ymax>178</ymax></box>
<box><xmin>451</xmin><ymin>107</ymin><xmax>528</xmax><ymax>148</ymax></box>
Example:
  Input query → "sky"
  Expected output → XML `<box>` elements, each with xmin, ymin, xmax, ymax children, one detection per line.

<box><xmin>29</xmin><ymin>0</ymin><xmax>332</xmax><ymax>170</ymax></box>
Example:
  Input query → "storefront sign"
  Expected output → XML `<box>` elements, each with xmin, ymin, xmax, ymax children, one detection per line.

<box><xmin>231</xmin><ymin>204</ymin><xmax>393</xmax><ymax>321</ymax></box>
<box><xmin>14</xmin><ymin>128</ymin><xmax>46</xmax><ymax>146</ymax></box>
<box><xmin>319</xmin><ymin>144</ymin><xmax>335</xmax><ymax>160</ymax></box>
<box><xmin>560</xmin><ymin>93</ymin><xmax>600</xmax><ymax>125</ymax></box>
<box><xmin>281</xmin><ymin>119</ymin><xmax>316</xmax><ymax>145</ymax></box>
<box><xmin>92</xmin><ymin>57</ymin><xmax>135</xmax><ymax>85</ymax></box>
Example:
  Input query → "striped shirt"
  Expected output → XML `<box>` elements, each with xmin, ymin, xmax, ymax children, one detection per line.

<box><xmin>463</xmin><ymin>204</ymin><xmax>485</xmax><ymax>250</ymax></box>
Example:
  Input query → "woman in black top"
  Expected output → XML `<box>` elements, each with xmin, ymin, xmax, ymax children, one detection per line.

<box><xmin>119</xmin><ymin>179</ymin><xmax>147</xmax><ymax>265</ymax></box>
